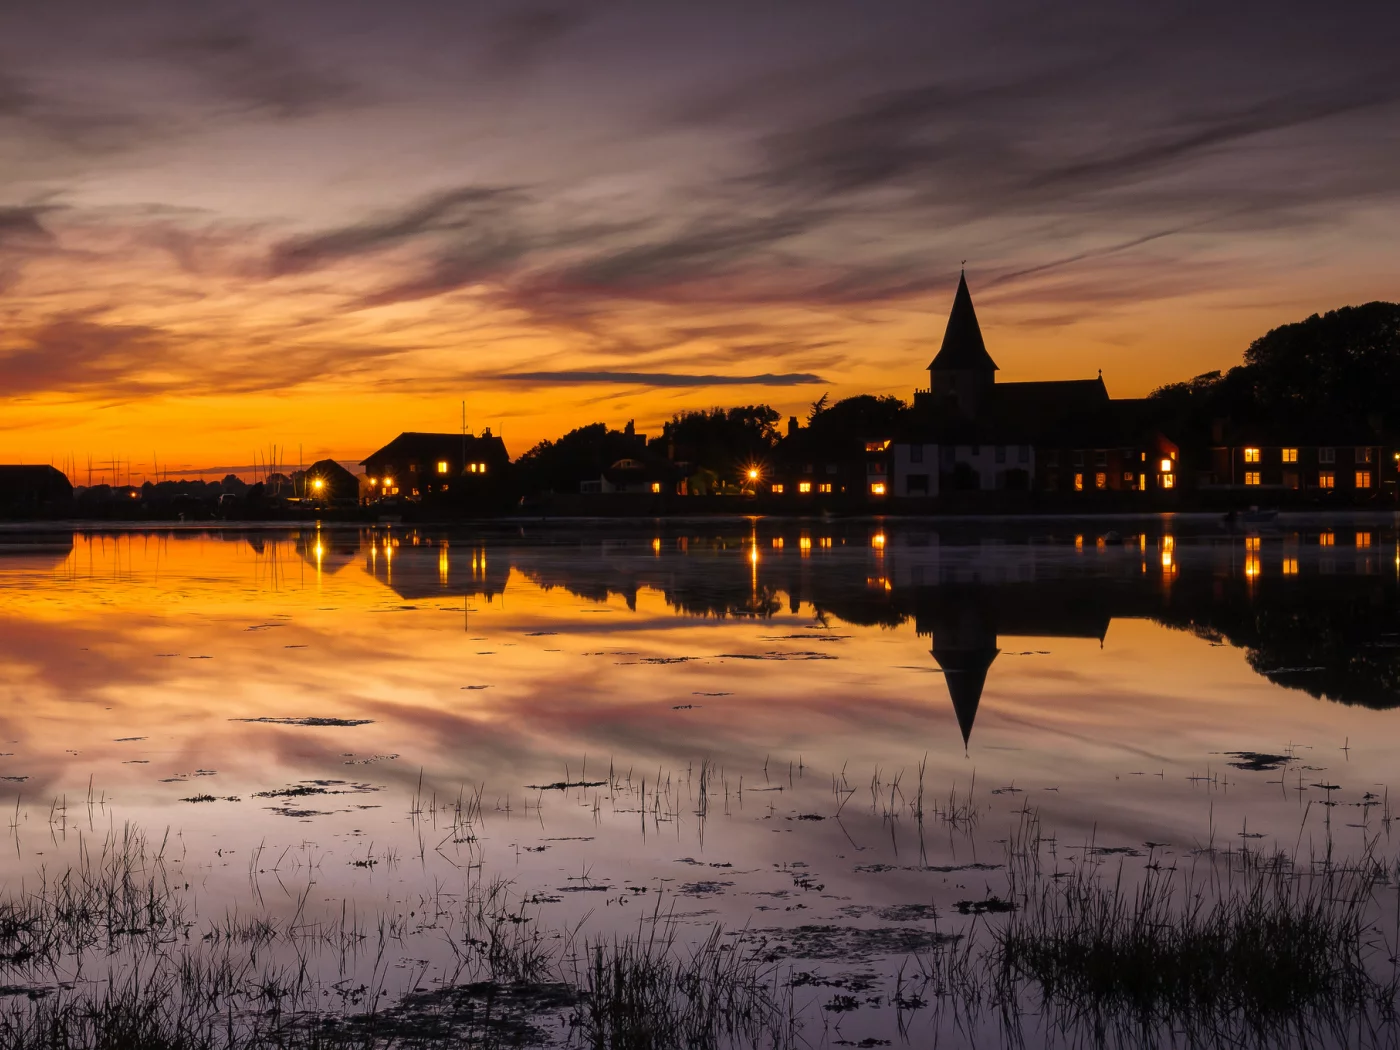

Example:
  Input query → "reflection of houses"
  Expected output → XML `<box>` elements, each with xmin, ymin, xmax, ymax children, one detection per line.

<box><xmin>362</xmin><ymin>531</ymin><xmax>510</xmax><ymax>602</ymax></box>
<box><xmin>361</xmin><ymin>432</ymin><xmax>509</xmax><ymax>501</ymax></box>
<box><xmin>893</xmin><ymin>274</ymin><xmax>1180</xmax><ymax>499</ymax></box>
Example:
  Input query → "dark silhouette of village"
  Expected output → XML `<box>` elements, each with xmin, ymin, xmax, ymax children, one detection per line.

<box><xmin>3</xmin><ymin>278</ymin><xmax>1398</xmax><ymax>519</ymax></box>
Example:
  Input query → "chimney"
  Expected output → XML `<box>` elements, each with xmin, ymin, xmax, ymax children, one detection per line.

<box><xmin>624</xmin><ymin>419</ymin><xmax>635</xmax><ymax>436</ymax></box>
<box><xmin>787</xmin><ymin>416</ymin><xmax>799</xmax><ymax>437</ymax></box>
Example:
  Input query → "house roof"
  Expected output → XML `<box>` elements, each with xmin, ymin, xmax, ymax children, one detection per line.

<box><xmin>0</xmin><ymin>465</ymin><xmax>72</xmax><ymax>492</ymax></box>
<box><xmin>361</xmin><ymin>432</ymin><xmax>509</xmax><ymax>466</ymax></box>
<box><xmin>927</xmin><ymin>273</ymin><xmax>999</xmax><ymax>373</ymax></box>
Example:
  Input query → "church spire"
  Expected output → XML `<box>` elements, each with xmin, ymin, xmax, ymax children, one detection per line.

<box><xmin>927</xmin><ymin>272</ymin><xmax>999</xmax><ymax>373</ymax></box>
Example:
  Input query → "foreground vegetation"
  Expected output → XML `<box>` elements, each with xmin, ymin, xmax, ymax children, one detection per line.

<box><xmin>0</xmin><ymin>807</ymin><xmax>1398</xmax><ymax>1048</ymax></box>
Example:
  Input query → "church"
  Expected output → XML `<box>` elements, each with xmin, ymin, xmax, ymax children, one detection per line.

<box><xmin>890</xmin><ymin>273</ymin><xmax>1179</xmax><ymax>500</ymax></box>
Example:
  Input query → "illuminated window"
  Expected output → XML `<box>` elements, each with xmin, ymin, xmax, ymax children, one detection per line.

<box><xmin>1318</xmin><ymin>471</ymin><xmax>1335</xmax><ymax>489</ymax></box>
<box><xmin>1319</xmin><ymin>531</ymin><xmax>1334</xmax><ymax>546</ymax></box>
<box><xmin>818</xmin><ymin>483</ymin><xmax>832</xmax><ymax>493</ymax></box>
<box><xmin>409</xmin><ymin>462</ymin><xmax>418</xmax><ymax>473</ymax></box>
<box><xmin>1283</xmin><ymin>558</ymin><xmax>1298</xmax><ymax>575</ymax></box>
<box><xmin>798</xmin><ymin>481</ymin><xmax>812</xmax><ymax>494</ymax></box>
<box><xmin>1138</xmin><ymin>474</ymin><xmax>1146</xmax><ymax>489</ymax></box>
<box><xmin>650</xmin><ymin>482</ymin><xmax>662</xmax><ymax>493</ymax></box>
<box><xmin>468</xmin><ymin>463</ymin><xmax>477</xmax><ymax>473</ymax></box>
<box><xmin>1245</xmin><ymin>472</ymin><xmax>1260</xmax><ymax>486</ymax></box>
<box><xmin>1160</xmin><ymin>474</ymin><xmax>1175</xmax><ymax>489</ymax></box>
<box><xmin>477</xmin><ymin>462</ymin><xmax>487</xmax><ymax>473</ymax></box>
<box><xmin>1244</xmin><ymin>447</ymin><xmax>1260</xmax><ymax>463</ymax></box>
<box><xmin>771</xmin><ymin>483</ymin><xmax>784</xmax><ymax>494</ymax></box>
<box><xmin>1282</xmin><ymin>448</ymin><xmax>1298</xmax><ymax>463</ymax></box>
<box><xmin>865</xmin><ymin>440</ymin><xmax>890</xmax><ymax>452</ymax></box>
<box><xmin>1095</xmin><ymin>472</ymin><xmax>1106</xmax><ymax>489</ymax></box>
<box><xmin>1074</xmin><ymin>473</ymin><xmax>1084</xmax><ymax>492</ymax></box>
<box><xmin>870</xmin><ymin>482</ymin><xmax>886</xmax><ymax>495</ymax></box>
<box><xmin>437</xmin><ymin>461</ymin><xmax>449</xmax><ymax>474</ymax></box>
<box><xmin>1123</xmin><ymin>471</ymin><xmax>1135</xmax><ymax>483</ymax></box>
<box><xmin>1159</xmin><ymin>458</ymin><xmax>1173</xmax><ymax>473</ymax></box>
<box><xmin>1356</xmin><ymin>471</ymin><xmax>1372</xmax><ymax>488</ymax></box>
<box><xmin>1357</xmin><ymin>531</ymin><xmax>1373</xmax><ymax>548</ymax></box>
<box><xmin>1358</xmin><ymin>447</ymin><xmax>1373</xmax><ymax>463</ymax></box>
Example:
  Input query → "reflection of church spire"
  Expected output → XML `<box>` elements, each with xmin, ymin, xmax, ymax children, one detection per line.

<box><xmin>932</xmin><ymin>643</ymin><xmax>999</xmax><ymax>747</ymax></box>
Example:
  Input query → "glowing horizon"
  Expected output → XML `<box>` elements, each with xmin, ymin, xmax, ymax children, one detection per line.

<box><xmin>3</xmin><ymin>3</ymin><xmax>1398</xmax><ymax>479</ymax></box>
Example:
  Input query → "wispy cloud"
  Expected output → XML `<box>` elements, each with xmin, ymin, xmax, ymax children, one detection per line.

<box><xmin>487</xmin><ymin>370</ymin><xmax>825</xmax><ymax>387</ymax></box>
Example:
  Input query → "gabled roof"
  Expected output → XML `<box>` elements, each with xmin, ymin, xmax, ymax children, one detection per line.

<box><xmin>928</xmin><ymin>273</ymin><xmax>998</xmax><ymax>373</ymax></box>
<box><xmin>361</xmin><ymin>432</ymin><xmax>509</xmax><ymax>466</ymax></box>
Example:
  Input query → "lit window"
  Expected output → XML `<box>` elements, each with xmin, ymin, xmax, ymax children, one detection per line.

<box><xmin>1159</xmin><ymin>458</ymin><xmax>1173</xmax><ymax>473</ymax></box>
<box><xmin>1282</xmin><ymin>448</ymin><xmax>1298</xmax><ymax>463</ymax></box>
<box><xmin>1356</xmin><ymin>471</ymin><xmax>1372</xmax><ymax>488</ymax></box>
<box><xmin>865</xmin><ymin>440</ymin><xmax>890</xmax><ymax>452</ymax></box>
<box><xmin>437</xmin><ymin>461</ymin><xmax>449</xmax><ymax>474</ymax></box>
<box><xmin>1095</xmin><ymin>472</ymin><xmax>1106</xmax><ymax>490</ymax></box>
<box><xmin>477</xmin><ymin>462</ymin><xmax>487</xmax><ymax>473</ymax></box>
<box><xmin>1319</xmin><ymin>531</ymin><xmax>1335</xmax><ymax>546</ymax></box>
<box><xmin>1138</xmin><ymin>474</ymin><xmax>1145</xmax><ymax>489</ymax></box>
<box><xmin>1283</xmin><ymin>558</ymin><xmax>1298</xmax><ymax>575</ymax></box>
<box><xmin>1074</xmin><ymin>473</ymin><xmax>1084</xmax><ymax>492</ymax></box>
<box><xmin>1244</xmin><ymin>447</ymin><xmax>1260</xmax><ymax>463</ymax></box>
<box><xmin>1123</xmin><ymin>471</ymin><xmax>1134</xmax><ymax>482</ymax></box>
<box><xmin>1357</xmin><ymin>531</ymin><xmax>1373</xmax><ymax>548</ymax></box>
<box><xmin>1245</xmin><ymin>472</ymin><xmax>1260</xmax><ymax>486</ymax></box>
<box><xmin>468</xmin><ymin>464</ymin><xmax>477</xmax><ymax>473</ymax></box>
<box><xmin>1359</xmin><ymin>447</ymin><xmax>1373</xmax><ymax>463</ymax></box>
<box><xmin>1319</xmin><ymin>471</ymin><xmax>1335</xmax><ymax>489</ymax></box>
<box><xmin>798</xmin><ymin>481</ymin><xmax>812</xmax><ymax>494</ymax></box>
<box><xmin>771</xmin><ymin>483</ymin><xmax>784</xmax><ymax>494</ymax></box>
<box><xmin>818</xmin><ymin>483</ymin><xmax>832</xmax><ymax>493</ymax></box>
<box><xmin>870</xmin><ymin>483</ymin><xmax>886</xmax><ymax>495</ymax></box>
<box><xmin>650</xmin><ymin>482</ymin><xmax>661</xmax><ymax>493</ymax></box>
<box><xmin>1160</xmin><ymin>474</ymin><xmax>1175</xmax><ymax>489</ymax></box>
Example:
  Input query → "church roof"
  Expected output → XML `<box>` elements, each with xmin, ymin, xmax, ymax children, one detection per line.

<box><xmin>927</xmin><ymin>273</ymin><xmax>999</xmax><ymax>373</ymax></box>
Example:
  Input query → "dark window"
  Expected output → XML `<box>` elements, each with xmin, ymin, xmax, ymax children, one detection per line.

<box><xmin>1018</xmin><ymin>445</ymin><xmax>1030</xmax><ymax>463</ymax></box>
<box><xmin>995</xmin><ymin>446</ymin><xmax>1006</xmax><ymax>464</ymax></box>
<box><xmin>907</xmin><ymin>473</ymin><xmax>929</xmax><ymax>494</ymax></box>
<box><xmin>910</xmin><ymin>445</ymin><xmax>923</xmax><ymax>464</ymax></box>
<box><xmin>1095</xmin><ymin>450</ymin><xmax>1107</xmax><ymax>466</ymax></box>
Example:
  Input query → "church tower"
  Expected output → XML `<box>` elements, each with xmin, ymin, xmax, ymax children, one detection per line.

<box><xmin>927</xmin><ymin>272</ymin><xmax>998</xmax><ymax>419</ymax></box>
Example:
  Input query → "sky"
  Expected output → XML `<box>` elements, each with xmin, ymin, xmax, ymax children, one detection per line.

<box><xmin>1</xmin><ymin>0</ymin><xmax>1398</xmax><ymax>479</ymax></box>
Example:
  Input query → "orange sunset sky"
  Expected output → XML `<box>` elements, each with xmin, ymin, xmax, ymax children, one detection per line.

<box><xmin>2</xmin><ymin>1</ymin><xmax>1398</xmax><ymax>478</ymax></box>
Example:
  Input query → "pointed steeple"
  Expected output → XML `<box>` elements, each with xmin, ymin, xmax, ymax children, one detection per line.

<box><xmin>927</xmin><ymin>272</ymin><xmax>999</xmax><ymax>373</ymax></box>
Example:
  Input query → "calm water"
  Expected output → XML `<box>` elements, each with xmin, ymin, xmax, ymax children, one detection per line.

<box><xmin>2</xmin><ymin>517</ymin><xmax>1399</xmax><ymax>1047</ymax></box>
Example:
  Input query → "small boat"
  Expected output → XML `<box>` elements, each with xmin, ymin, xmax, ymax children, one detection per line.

<box><xmin>1239</xmin><ymin>506</ymin><xmax>1279</xmax><ymax>524</ymax></box>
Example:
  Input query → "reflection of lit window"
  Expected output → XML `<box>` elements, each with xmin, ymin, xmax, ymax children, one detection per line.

<box><xmin>1357</xmin><ymin>532</ymin><xmax>1373</xmax><ymax>548</ymax></box>
<box><xmin>771</xmin><ymin>484</ymin><xmax>784</xmax><ymax>494</ymax></box>
<box><xmin>820</xmin><ymin>537</ymin><xmax>833</xmax><ymax>548</ymax></box>
<box><xmin>437</xmin><ymin>461</ymin><xmax>449</xmax><ymax>473</ymax></box>
<box><xmin>870</xmin><ymin>483</ymin><xmax>886</xmax><ymax>495</ymax></box>
<box><xmin>1095</xmin><ymin>472</ymin><xmax>1106</xmax><ymax>489</ymax></box>
<box><xmin>1075</xmin><ymin>534</ymin><xmax>1084</xmax><ymax>552</ymax></box>
<box><xmin>1282</xmin><ymin>448</ymin><xmax>1297</xmax><ymax>463</ymax></box>
<box><xmin>650</xmin><ymin>482</ymin><xmax>661</xmax><ymax>493</ymax></box>
<box><xmin>1283</xmin><ymin>558</ymin><xmax>1298</xmax><ymax>574</ymax></box>
<box><xmin>1245</xmin><ymin>536</ymin><xmax>1260</xmax><ymax>551</ymax></box>
<box><xmin>799</xmin><ymin>536</ymin><xmax>812</xmax><ymax>552</ymax></box>
<box><xmin>819</xmin><ymin>483</ymin><xmax>832</xmax><ymax>493</ymax></box>
<box><xmin>1244</xmin><ymin>447</ymin><xmax>1260</xmax><ymax>463</ymax></box>
<box><xmin>1356</xmin><ymin>471</ymin><xmax>1372</xmax><ymax>488</ymax></box>
<box><xmin>652</xmin><ymin>538</ymin><xmax>661</xmax><ymax>554</ymax></box>
<box><xmin>1318</xmin><ymin>471</ymin><xmax>1334</xmax><ymax>489</ymax></box>
<box><xmin>1074</xmin><ymin>473</ymin><xmax>1084</xmax><ymax>492</ymax></box>
<box><xmin>1319</xmin><ymin>531</ymin><xmax>1334</xmax><ymax>546</ymax></box>
<box><xmin>771</xmin><ymin>537</ymin><xmax>784</xmax><ymax>548</ymax></box>
<box><xmin>1245</xmin><ymin>472</ymin><xmax>1260</xmax><ymax>485</ymax></box>
<box><xmin>871</xmin><ymin>533</ymin><xmax>886</xmax><ymax>549</ymax></box>
<box><xmin>1245</xmin><ymin>555</ymin><xmax>1261</xmax><ymax>578</ymax></box>
<box><xmin>798</xmin><ymin>481</ymin><xmax>812</xmax><ymax>493</ymax></box>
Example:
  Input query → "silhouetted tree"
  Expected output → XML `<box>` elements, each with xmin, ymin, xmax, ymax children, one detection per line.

<box><xmin>516</xmin><ymin>423</ymin><xmax>644</xmax><ymax>494</ymax></box>
<box><xmin>806</xmin><ymin>394</ymin><xmax>908</xmax><ymax>439</ymax></box>
<box><xmin>654</xmin><ymin>406</ymin><xmax>781</xmax><ymax>484</ymax></box>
